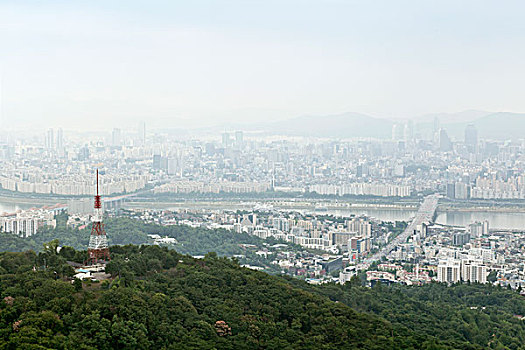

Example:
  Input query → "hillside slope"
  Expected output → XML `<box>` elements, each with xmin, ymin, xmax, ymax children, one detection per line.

<box><xmin>265</xmin><ymin>112</ymin><xmax>393</xmax><ymax>138</ymax></box>
<box><xmin>0</xmin><ymin>245</ymin><xmax>448</xmax><ymax>349</ymax></box>
<box><xmin>2</xmin><ymin>221</ymin><xmax>525</xmax><ymax>349</ymax></box>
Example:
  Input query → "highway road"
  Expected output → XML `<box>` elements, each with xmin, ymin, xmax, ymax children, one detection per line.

<box><xmin>363</xmin><ymin>194</ymin><xmax>440</xmax><ymax>264</ymax></box>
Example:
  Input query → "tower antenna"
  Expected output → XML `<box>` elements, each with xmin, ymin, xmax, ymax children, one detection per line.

<box><xmin>87</xmin><ymin>169</ymin><xmax>110</xmax><ymax>264</ymax></box>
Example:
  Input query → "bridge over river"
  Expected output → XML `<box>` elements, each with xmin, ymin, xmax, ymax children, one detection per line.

<box><xmin>363</xmin><ymin>194</ymin><xmax>440</xmax><ymax>264</ymax></box>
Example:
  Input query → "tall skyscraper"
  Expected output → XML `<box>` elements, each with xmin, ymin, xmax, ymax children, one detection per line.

<box><xmin>222</xmin><ymin>132</ymin><xmax>231</xmax><ymax>147</ymax></box>
<box><xmin>403</xmin><ymin>121</ymin><xmax>414</xmax><ymax>141</ymax></box>
<box><xmin>454</xmin><ymin>181</ymin><xmax>468</xmax><ymax>199</ymax></box>
<box><xmin>138</xmin><ymin>121</ymin><xmax>146</xmax><ymax>146</ymax></box>
<box><xmin>439</xmin><ymin>128</ymin><xmax>452</xmax><ymax>152</ymax></box>
<box><xmin>391</xmin><ymin>124</ymin><xmax>403</xmax><ymax>140</ymax></box>
<box><xmin>56</xmin><ymin>128</ymin><xmax>64</xmax><ymax>150</ymax></box>
<box><xmin>465</xmin><ymin>124</ymin><xmax>478</xmax><ymax>153</ymax></box>
<box><xmin>235</xmin><ymin>131</ymin><xmax>244</xmax><ymax>147</ymax></box>
<box><xmin>446</xmin><ymin>183</ymin><xmax>455</xmax><ymax>199</ymax></box>
<box><xmin>45</xmin><ymin>128</ymin><xmax>54</xmax><ymax>149</ymax></box>
<box><xmin>433</xmin><ymin>117</ymin><xmax>440</xmax><ymax>134</ymax></box>
<box><xmin>78</xmin><ymin>146</ymin><xmax>90</xmax><ymax>161</ymax></box>
<box><xmin>112</xmin><ymin>128</ymin><xmax>122</xmax><ymax>147</ymax></box>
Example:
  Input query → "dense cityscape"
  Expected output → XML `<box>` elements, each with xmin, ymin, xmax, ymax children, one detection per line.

<box><xmin>1</xmin><ymin>120</ymin><xmax>525</xmax><ymax>292</ymax></box>
<box><xmin>3</xmin><ymin>1</ymin><xmax>525</xmax><ymax>348</ymax></box>
<box><xmin>2</xmin><ymin>119</ymin><xmax>525</xmax><ymax>200</ymax></box>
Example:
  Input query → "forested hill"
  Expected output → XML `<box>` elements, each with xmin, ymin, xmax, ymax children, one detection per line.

<box><xmin>0</xmin><ymin>245</ymin><xmax>419</xmax><ymax>349</ymax></box>
<box><xmin>1</xmin><ymin>219</ymin><xmax>525</xmax><ymax>348</ymax></box>
<box><xmin>293</xmin><ymin>278</ymin><xmax>525</xmax><ymax>349</ymax></box>
<box><xmin>0</xmin><ymin>216</ymin><xmax>284</xmax><ymax>256</ymax></box>
<box><xmin>0</xmin><ymin>217</ymin><xmax>310</xmax><ymax>274</ymax></box>
<box><xmin>0</xmin><ymin>245</ymin><xmax>524</xmax><ymax>349</ymax></box>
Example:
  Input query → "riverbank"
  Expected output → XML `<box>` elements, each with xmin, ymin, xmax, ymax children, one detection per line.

<box><xmin>124</xmin><ymin>200</ymin><xmax>420</xmax><ymax>211</ymax></box>
<box><xmin>2</xmin><ymin>190</ymin><xmax>525</xmax><ymax>214</ymax></box>
<box><xmin>0</xmin><ymin>196</ymin><xmax>63</xmax><ymax>206</ymax></box>
<box><xmin>438</xmin><ymin>205</ymin><xmax>525</xmax><ymax>213</ymax></box>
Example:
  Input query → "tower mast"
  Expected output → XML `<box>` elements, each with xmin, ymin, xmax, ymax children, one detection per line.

<box><xmin>87</xmin><ymin>169</ymin><xmax>110</xmax><ymax>264</ymax></box>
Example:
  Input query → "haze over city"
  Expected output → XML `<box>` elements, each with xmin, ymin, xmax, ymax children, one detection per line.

<box><xmin>2</xmin><ymin>0</ymin><xmax>525</xmax><ymax>130</ymax></box>
<box><xmin>2</xmin><ymin>2</ymin><xmax>525</xmax><ymax>349</ymax></box>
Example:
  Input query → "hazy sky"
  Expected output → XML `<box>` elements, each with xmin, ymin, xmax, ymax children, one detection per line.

<box><xmin>1</xmin><ymin>1</ymin><xmax>525</xmax><ymax>130</ymax></box>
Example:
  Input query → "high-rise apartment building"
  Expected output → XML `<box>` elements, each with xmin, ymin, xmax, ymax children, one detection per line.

<box><xmin>403</xmin><ymin>121</ymin><xmax>414</xmax><ymax>141</ymax></box>
<box><xmin>138</xmin><ymin>121</ymin><xmax>146</xmax><ymax>146</ymax></box>
<box><xmin>222</xmin><ymin>132</ymin><xmax>231</xmax><ymax>147</ymax></box>
<box><xmin>392</xmin><ymin>123</ymin><xmax>403</xmax><ymax>140</ymax></box>
<box><xmin>235</xmin><ymin>131</ymin><xmax>244</xmax><ymax>147</ymax></box>
<box><xmin>45</xmin><ymin>128</ymin><xmax>54</xmax><ymax>149</ymax></box>
<box><xmin>346</xmin><ymin>218</ymin><xmax>372</xmax><ymax>238</ymax></box>
<box><xmin>439</xmin><ymin>128</ymin><xmax>453</xmax><ymax>152</ymax></box>
<box><xmin>452</xmin><ymin>232</ymin><xmax>471</xmax><ymax>246</ymax></box>
<box><xmin>465</xmin><ymin>124</ymin><xmax>478</xmax><ymax>153</ymax></box>
<box><xmin>461</xmin><ymin>260</ymin><xmax>487</xmax><ymax>284</ymax></box>
<box><xmin>112</xmin><ymin>128</ymin><xmax>122</xmax><ymax>147</ymax></box>
<box><xmin>438</xmin><ymin>258</ymin><xmax>488</xmax><ymax>284</ymax></box>
<box><xmin>446</xmin><ymin>183</ymin><xmax>455</xmax><ymax>199</ymax></box>
<box><xmin>437</xmin><ymin>259</ymin><xmax>461</xmax><ymax>283</ymax></box>
<box><xmin>469</xmin><ymin>221</ymin><xmax>489</xmax><ymax>237</ymax></box>
<box><xmin>56</xmin><ymin>128</ymin><xmax>64</xmax><ymax>150</ymax></box>
<box><xmin>454</xmin><ymin>182</ymin><xmax>469</xmax><ymax>199</ymax></box>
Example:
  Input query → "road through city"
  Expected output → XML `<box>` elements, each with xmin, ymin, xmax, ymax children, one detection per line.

<box><xmin>364</xmin><ymin>194</ymin><xmax>440</xmax><ymax>264</ymax></box>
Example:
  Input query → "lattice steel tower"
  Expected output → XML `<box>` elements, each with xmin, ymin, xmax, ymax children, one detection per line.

<box><xmin>87</xmin><ymin>169</ymin><xmax>110</xmax><ymax>264</ymax></box>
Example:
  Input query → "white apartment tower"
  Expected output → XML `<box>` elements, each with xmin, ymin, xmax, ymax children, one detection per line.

<box><xmin>437</xmin><ymin>259</ymin><xmax>461</xmax><ymax>283</ymax></box>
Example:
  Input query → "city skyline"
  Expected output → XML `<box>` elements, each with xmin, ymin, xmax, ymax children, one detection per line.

<box><xmin>1</xmin><ymin>2</ymin><xmax>525</xmax><ymax>348</ymax></box>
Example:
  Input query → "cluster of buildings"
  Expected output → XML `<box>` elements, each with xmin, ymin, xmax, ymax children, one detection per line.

<box><xmin>372</xmin><ymin>214</ymin><xmax>525</xmax><ymax>288</ymax></box>
<box><xmin>308</xmin><ymin>183</ymin><xmax>411</xmax><ymax>197</ymax></box>
<box><xmin>124</xmin><ymin>207</ymin><xmax>375</xmax><ymax>256</ymax></box>
<box><xmin>470</xmin><ymin>175</ymin><xmax>525</xmax><ymax>199</ymax></box>
<box><xmin>144</xmin><ymin>123</ymin><xmax>525</xmax><ymax>201</ymax></box>
<box><xmin>153</xmin><ymin>180</ymin><xmax>271</xmax><ymax>194</ymax></box>
<box><xmin>118</xmin><ymin>205</ymin><xmax>525</xmax><ymax>289</ymax></box>
<box><xmin>0</xmin><ymin>174</ymin><xmax>147</xmax><ymax>196</ymax></box>
<box><xmin>0</xmin><ymin>206</ymin><xmax>61</xmax><ymax>237</ymax></box>
<box><xmin>437</xmin><ymin>257</ymin><xmax>489</xmax><ymax>284</ymax></box>
<box><xmin>2</xmin><ymin>195</ymin><xmax>524</xmax><ymax>291</ymax></box>
<box><xmin>365</xmin><ymin>264</ymin><xmax>433</xmax><ymax>286</ymax></box>
<box><xmin>0</xmin><ymin>126</ymin><xmax>150</xmax><ymax>197</ymax></box>
<box><xmin>0</xmin><ymin>121</ymin><xmax>524</xmax><ymax>204</ymax></box>
<box><xmin>232</xmin><ymin>213</ymin><xmax>374</xmax><ymax>257</ymax></box>
<box><xmin>1</xmin><ymin>121</ymin><xmax>525</xmax><ymax>291</ymax></box>
<box><xmin>119</xmin><ymin>207</ymin><xmax>386</xmax><ymax>278</ymax></box>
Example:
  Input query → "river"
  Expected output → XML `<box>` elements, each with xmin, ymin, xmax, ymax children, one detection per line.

<box><xmin>313</xmin><ymin>208</ymin><xmax>525</xmax><ymax>230</ymax></box>
<box><xmin>2</xmin><ymin>198</ymin><xmax>525</xmax><ymax>231</ymax></box>
<box><xmin>435</xmin><ymin>211</ymin><xmax>525</xmax><ymax>230</ymax></box>
<box><xmin>306</xmin><ymin>208</ymin><xmax>418</xmax><ymax>222</ymax></box>
<box><xmin>0</xmin><ymin>202</ymin><xmax>35</xmax><ymax>214</ymax></box>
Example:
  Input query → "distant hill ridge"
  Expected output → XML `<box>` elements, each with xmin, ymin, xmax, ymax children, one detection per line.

<box><xmin>260</xmin><ymin>111</ymin><xmax>525</xmax><ymax>140</ymax></box>
<box><xmin>467</xmin><ymin>112</ymin><xmax>525</xmax><ymax>140</ymax></box>
<box><xmin>265</xmin><ymin>112</ymin><xmax>393</xmax><ymax>138</ymax></box>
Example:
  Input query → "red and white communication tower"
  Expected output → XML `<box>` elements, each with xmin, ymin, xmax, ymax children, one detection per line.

<box><xmin>87</xmin><ymin>169</ymin><xmax>110</xmax><ymax>264</ymax></box>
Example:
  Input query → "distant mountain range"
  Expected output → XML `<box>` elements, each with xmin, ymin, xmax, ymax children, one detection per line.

<box><xmin>178</xmin><ymin>110</ymin><xmax>525</xmax><ymax>141</ymax></box>
<box><xmin>254</xmin><ymin>111</ymin><xmax>525</xmax><ymax>141</ymax></box>
<box><xmin>417</xmin><ymin>110</ymin><xmax>492</xmax><ymax>124</ymax></box>
<box><xmin>263</xmin><ymin>112</ymin><xmax>393</xmax><ymax>139</ymax></box>
<box><xmin>455</xmin><ymin>112</ymin><xmax>525</xmax><ymax>140</ymax></box>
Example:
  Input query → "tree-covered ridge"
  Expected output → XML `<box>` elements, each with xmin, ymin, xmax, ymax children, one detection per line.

<box><xmin>0</xmin><ymin>217</ymin><xmax>310</xmax><ymax>274</ymax></box>
<box><xmin>0</xmin><ymin>245</ymin><xmax>419</xmax><ymax>350</ymax></box>
<box><xmin>0</xmin><ymin>216</ymin><xmax>280</xmax><ymax>254</ymax></box>
<box><xmin>1</xmin><ymin>244</ymin><xmax>525</xmax><ymax>348</ymax></box>
<box><xmin>2</xmin><ymin>219</ymin><xmax>525</xmax><ymax>348</ymax></box>
<box><xmin>292</xmin><ymin>278</ymin><xmax>525</xmax><ymax>350</ymax></box>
